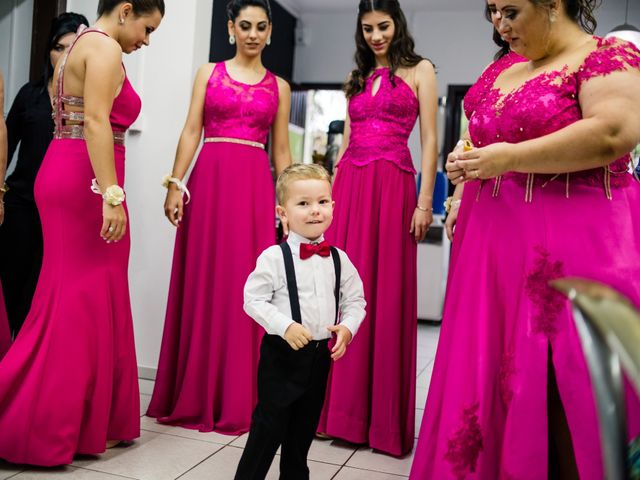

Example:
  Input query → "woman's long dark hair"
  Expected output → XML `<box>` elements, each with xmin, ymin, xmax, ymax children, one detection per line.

<box><xmin>344</xmin><ymin>0</ymin><xmax>426</xmax><ymax>98</ymax></box>
<box><xmin>42</xmin><ymin>12</ymin><xmax>89</xmax><ymax>90</ymax></box>
<box><xmin>484</xmin><ymin>6</ymin><xmax>510</xmax><ymax>60</ymax></box>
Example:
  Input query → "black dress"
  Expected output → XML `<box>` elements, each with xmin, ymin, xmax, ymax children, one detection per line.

<box><xmin>0</xmin><ymin>80</ymin><xmax>53</xmax><ymax>336</ymax></box>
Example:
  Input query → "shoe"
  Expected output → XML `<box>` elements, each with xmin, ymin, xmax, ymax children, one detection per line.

<box><xmin>106</xmin><ymin>440</ymin><xmax>122</xmax><ymax>449</ymax></box>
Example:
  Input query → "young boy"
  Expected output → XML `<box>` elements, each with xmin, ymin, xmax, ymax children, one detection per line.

<box><xmin>235</xmin><ymin>164</ymin><xmax>366</xmax><ymax>480</ymax></box>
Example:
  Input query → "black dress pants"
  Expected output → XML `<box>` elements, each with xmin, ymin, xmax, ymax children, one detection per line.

<box><xmin>0</xmin><ymin>200</ymin><xmax>43</xmax><ymax>337</ymax></box>
<box><xmin>235</xmin><ymin>334</ymin><xmax>331</xmax><ymax>480</ymax></box>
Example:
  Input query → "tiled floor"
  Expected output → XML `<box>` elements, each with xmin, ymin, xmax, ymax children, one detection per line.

<box><xmin>0</xmin><ymin>323</ymin><xmax>440</xmax><ymax>480</ymax></box>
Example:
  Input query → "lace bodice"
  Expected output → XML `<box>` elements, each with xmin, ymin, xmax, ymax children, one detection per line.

<box><xmin>53</xmin><ymin>26</ymin><xmax>141</xmax><ymax>139</ymax></box>
<box><xmin>203</xmin><ymin>62</ymin><xmax>279</xmax><ymax>143</ymax></box>
<box><xmin>343</xmin><ymin>67</ymin><xmax>419</xmax><ymax>174</ymax></box>
<box><xmin>463</xmin><ymin>37</ymin><xmax>640</xmax><ymax>191</ymax></box>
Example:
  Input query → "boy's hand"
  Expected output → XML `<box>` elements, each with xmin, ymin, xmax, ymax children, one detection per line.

<box><xmin>327</xmin><ymin>325</ymin><xmax>352</xmax><ymax>360</ymax></box>
<box><xmin>284</xmin><ymin>323</ymin><xmax>313</xmax><ymax>350</ymax></box>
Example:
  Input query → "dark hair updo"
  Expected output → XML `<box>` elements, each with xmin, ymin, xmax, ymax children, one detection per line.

<box><xmin>529</xmin><ymin>0</ymin><xmax>600</xmax><ymax>34</ymax></box>
<box><xmin>43</xmin><ymin>12</ymin><xmax>89</xmax><ymax>88</ymax></box>
<box><xmin>344</xmin><ymin>0</ymin><xmax>427</xmax><ymax>99</ymax></box>
<box><xmin>97</xmin><ymin>0</ymin><xmax>165</xmax><ymax>17</ymax></box>
<box><xmin>226</xmin><ymin>0</ymin><xmax>273</xmax><ymax>23</ymax></box>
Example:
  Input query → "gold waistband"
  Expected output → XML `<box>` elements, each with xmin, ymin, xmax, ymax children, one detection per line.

<box><xmin>55</xmin><ymin>125</ymin><xmax>125</xmax><ymax>146</ymax></box>
<box><xmin>204</xmin><ymin>137</ymin><xmax>265</xmax><ymax>149</ymax></box>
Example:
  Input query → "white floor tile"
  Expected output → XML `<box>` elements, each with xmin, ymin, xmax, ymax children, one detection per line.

<box><xmin>265</xmin><ymin>458</ymin><xmax>340</xmax><ymax>479</ymax></box>
<box><xmin>178</xmin><ymin>446</ymin><xmax>242</xmax><ymax>479</ymax></box>
<box><xmin>11</xmin><ymin>466</ymin><xmax>135</xmax><ymax>479</ymax></box>
<box><xmin>415</xmin><ymin>387</ymin><xmax>427</xmax><ymax>407</ymax></box>
<box><xmin>306</xmin><ymin>438</ymin><xmax>358</xmax><ymax>466</ymax></box>
<box><xmin>140</xmin><ymin>416</ymin><xmax>237</xmax><ymax>446</ymax></box>
<box><xmin>72</xmin><ymin>430</ymin><xmax>222</xmax><ymax>480</ymax></box>
<box><xmin>345</xmin><ymin>442</ymin><xmax>416</xmax><ymax>477</ymax></box>
<box><xmin>333</xmin><ymin>466</ymin><xmax>408</xmax><ymax>479</ymax></box>
<box><xmin>414</xmin><ymin>409</ymin><xmax>424</xmax><ymax>439</ymax></box>
<box><xmin>0</xmin><ymin>461</ymin><xmax>25</xmax><ymax>480</ymax></box>
<box><xmin>416</xmin><ymin>361</ymin><xmax>434</xmax><ymax>389</ymax></box>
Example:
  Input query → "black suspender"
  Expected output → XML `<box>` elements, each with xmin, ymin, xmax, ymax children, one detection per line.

<box><xmin>280</xmin><ymin>242</ymin><xmax>302</xmax><ymax>323</ymax></box>
<box><xmin>330</xmin><ymin>247</ymin><xmax>341</xmax><ymax>324</ymax></box>
<box><xmin>279</xmin><ymin>242</ymin><xmax>341</xmax><ymax>325</ymax></box>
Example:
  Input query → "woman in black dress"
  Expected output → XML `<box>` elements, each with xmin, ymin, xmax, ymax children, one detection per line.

<box><xmin>0</xmin><ymin>12</ymin><xmax>88</xmax><ymax>337</ymax></box>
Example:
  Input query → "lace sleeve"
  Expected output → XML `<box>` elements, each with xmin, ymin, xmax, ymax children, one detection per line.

<box><xmin>577</xmin><ymin>37</ymin><xmax>640</xmax><ymax>84</ymax></box>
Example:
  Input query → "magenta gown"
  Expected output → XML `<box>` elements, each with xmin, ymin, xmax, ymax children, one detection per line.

<box><xmin>411</xmin><ymin>38</ymin><xmax>640</xmax><ymax>479</ymax></box>
<box><xmin>318</xmin><ymin>67</ymin><xmax>419</xmax><ymax>456</ymax></box>
<box><xmin>147</xmin><ymin>62</ymin><xmax>279</xmax><ymax>434</ymax></box>
<box><xmin>0</xmin><ymin>28</ymin><xmax>141</xmax><ymax>466</ymax></box>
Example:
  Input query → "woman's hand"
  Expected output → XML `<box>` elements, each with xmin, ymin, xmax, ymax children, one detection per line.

<box><xmin>164</xmin><ymin>186</ymin><xmax>184</xmax><ymax>227</ymax></box>
<box><xmin>101</xmin><ymin>203</ymin><xmax>127</xmax><ymax>243</ymax></box>
<box><xmin>410</xmin><ymin>208</ymin><xmax>432</xmax><ymax>242</ymax></box>
<box><xmin>449</xmin><ymin>142</ymin><xmax>515</xmax><ymax>181</ymax></box>
<box><xmin>445</xmin><ymin>202</ymin><xmax>461</xmax><ymax>241</ymax></box>
<box><xmin>445</xmin><ymin>140</ymin><xmax>469</xmax><ymax>185</ymax></box>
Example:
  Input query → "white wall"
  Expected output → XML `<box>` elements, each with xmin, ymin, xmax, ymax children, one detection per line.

<box><xmin>0</xmin><ymin>0</ymin><xmax>33</xmax><ymax>114</ymax></box>
<box><xmin>67</xmin><ymin>0</ymin><xmax>213</xmax><ymax>374</ymax></box>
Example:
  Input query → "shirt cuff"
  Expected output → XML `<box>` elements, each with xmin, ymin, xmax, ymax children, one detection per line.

<box><xmin>339</xmin><ymin>316</ymin><xmax>361</xmax><ymax>340</ymax></box>
<box><xmin>273</xmin><ymin>315</ymin><xmax>296</xmax><ymax>339</ymax></box>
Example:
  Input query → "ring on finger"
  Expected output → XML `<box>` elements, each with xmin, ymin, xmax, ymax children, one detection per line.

<box><xmin>474</xmin><ymin>170</ymin><xmax>480</xmax><ymax>179</ymax></box>
<box><xmin>108</xmin><ymin>226</ymin><xmax>114</xmax><ymax>233</ymax></box>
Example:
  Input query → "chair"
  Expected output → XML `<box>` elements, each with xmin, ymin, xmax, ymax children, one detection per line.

<box><xmin>551</xmin><ymin>278</ymin><xmax>640</xmax><ymax>480</ymax></box>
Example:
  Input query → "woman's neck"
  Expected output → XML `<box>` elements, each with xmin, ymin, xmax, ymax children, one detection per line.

<box><xmin>230</xmin><ymin>54</ymin><xmax>264</xmax><ymax>72</ymax></box>
<box><xmin>530</xmin><ymin>21</ymin><xmax>589</xmax><ymax>69</ymax></box>
<box><xmin>375</xmin><ymin>55</ymin><xmax>390</xmax><ymax>68</ymax></box>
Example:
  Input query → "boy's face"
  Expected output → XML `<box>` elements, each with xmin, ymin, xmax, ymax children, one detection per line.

<box><xmin>277</xmin><ymin>179</ymin><xmax>334</xmax><ymax>241</ymax></box>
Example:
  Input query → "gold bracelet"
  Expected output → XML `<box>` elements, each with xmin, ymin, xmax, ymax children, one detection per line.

<box><xmin>415</xmin><ymin>204</ymin><xmax>433</xmax><ymax>212</ymax></box>
<box><xmin>0</xmin><ymin>183</ymin><xmax>8</xmax><ymax>194</ymax></box>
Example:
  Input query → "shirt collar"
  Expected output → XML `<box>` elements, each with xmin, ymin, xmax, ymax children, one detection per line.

<box><xmin>286</xmin><ymin>231</ymin><xmax>325</xmax><ymax>254</ymax></box>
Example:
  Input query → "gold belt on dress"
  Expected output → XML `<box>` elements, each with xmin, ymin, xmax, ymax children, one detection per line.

<box><xmin>55</xmin><ymin>124</ymin><xmax>126</xmax><ymax>146</ymax></box>
<box><xmin>204</xmin><ymin>137</ymin><xmax>265</xmax><ymax>149</ymax></box>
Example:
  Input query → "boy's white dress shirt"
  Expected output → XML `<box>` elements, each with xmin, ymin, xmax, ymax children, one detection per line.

<box><xmin>244</xmin><ymin>231</ymin><xmax>366</xmax><ymax>340</ymax></box>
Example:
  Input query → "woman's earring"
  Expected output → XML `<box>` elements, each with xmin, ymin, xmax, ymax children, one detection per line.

<box><xmin>119</xmin><ymin>17</ymin><xmax>124</xmax><ymax>25</ymax></box>
<box><xmin>266</xmin><ymin>37</ymin><xmax>271</xmax><ymax>46</ymax></box>
<box><xmin>229</xmin><ymin>35</ymin><xmax>236</xmax><ymax>45</ymax></box>
<box><xmin>550</xmin><ymin>11</ymin><xmax>558</xmax><ymax>23</ymax></box>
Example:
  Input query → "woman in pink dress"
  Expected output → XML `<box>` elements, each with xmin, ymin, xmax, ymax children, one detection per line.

<box><xmin>318</xmin><ymin>0</ymin><xmax>438</xmax><ymax>457</ymax></box>
<box><xmin>147</xmin><ymin>0</ymin><xmax>291</xmax><ymax>435</ymax></box>
<box><xmin>411</xmin><ymin>0</ymin><xmax>640</xmax><ymax>478</ymax></box>
<box><xmin>0</xmin><ymin>0</ymin><xmax>164</xmax><ymax>466</ymax></box>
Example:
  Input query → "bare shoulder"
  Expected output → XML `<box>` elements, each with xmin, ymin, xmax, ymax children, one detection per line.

<box><xmin>195</xmin><ymin>62</ymin><xmax>216</xmax><ymax>82</ymax></box>
<box><xmin>276</xmin><ymin>76</ymin><xmax>291</xmax><ymax>96</ymax></box>
<box><xmin>415</xmin><ymin>59</ymin><xmax>436</xmax><ymax>77</ymax></box>
<box><xmin>82</xmin><ymin>31</ymin><xmax>122</xmax><ymax>59</ymax></box>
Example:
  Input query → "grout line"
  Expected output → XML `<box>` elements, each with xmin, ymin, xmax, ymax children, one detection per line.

<box><xmin>139</xmin><ymin>427</ymin><xmax>237</xmax><ymax>447</ymax></box>
<box><xmin>73</xmin><ymin>465</ymin><xmax>140</xmax><ymax>479</ymax></box>
<box><xmin>173</xmin><ymin>444</ymin><xmax>225</xmax><ymax>479</ymax></box>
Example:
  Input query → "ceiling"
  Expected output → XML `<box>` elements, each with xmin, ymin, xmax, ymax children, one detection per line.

<box><xmin>278</xmin><ymin>0</ymin><xmax>480</xmax><ymax>16</ymax></box>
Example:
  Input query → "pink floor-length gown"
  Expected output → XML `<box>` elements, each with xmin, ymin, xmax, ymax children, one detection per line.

<box><xmin>411</xmin><ymin>38</ymin><xmax>640</xmax><ymax>479</ymax></box>
<box><xmin>147</xmin><ymin>62</ymin><xmax>279</xmax><ymax>435</ymax></box>
<box><xmin>0</xmin><ymin>27</ymin><xmax>141</xmax><ymax>466</ymax></box>
<box><xmin>318</xmin><ymin>67</ymin><xmax>419</xmax><ymax>456</ymax></box>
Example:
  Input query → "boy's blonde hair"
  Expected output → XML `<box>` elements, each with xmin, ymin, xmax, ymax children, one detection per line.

<box><xmin>276</xmin><ymin>164</ymin><xmax>332</xmax><ymax>205</ymax></box>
